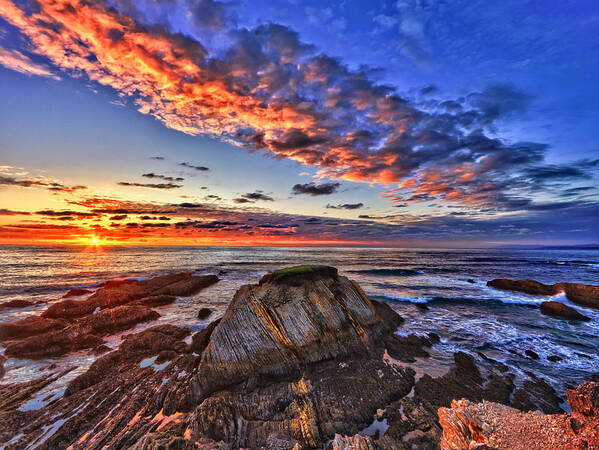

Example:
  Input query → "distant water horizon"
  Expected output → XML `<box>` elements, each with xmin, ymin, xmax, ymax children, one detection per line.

<box><xmin>1</xmin><ymin>245</ymin><xmax>598</xmax><ymax>401</ymax></box>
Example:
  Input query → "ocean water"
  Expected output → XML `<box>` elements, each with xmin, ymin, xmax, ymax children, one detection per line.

<box><xmin>1</xmin><ymin>245</ymin><xmax>599</xmax><ymax>400</ymax></box>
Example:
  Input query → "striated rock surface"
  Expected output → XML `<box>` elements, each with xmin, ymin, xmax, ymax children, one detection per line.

<box><xmin>0</xmin><ymin>316</ymin><xmax>68</xmax><ymax>341</ymax></box>
<box><xmin>487</xmin><ymin>278</ymin><xmax>599</xmax><ymax>309</ymax></box>
<box><xmin>193</xmin><ymin>266</ymin><xmax>401</xmax><ymax>398</ymax></box>
<box><xmin>439</xmin><ymin>382</ymin><xmax>599</xmax><ymax>449</ymax></box>
<box><xmin>43</xmin><ymin>273</ymin><xmax>218</xmax><ymax>319</ymax></box>
<box><xmin>331</xmin><ymin>433</ymin><xmax>377</xmax><ymax>449</ymax></box>
<box><xmin>540</xmin><ymin>301</ymin><xmax>589</xmax><ymax>321</ymax></box>
<box><xmin>5</xmin><ymin>306</ymin><xmax>160</xmax><ymax>358</ymax></box>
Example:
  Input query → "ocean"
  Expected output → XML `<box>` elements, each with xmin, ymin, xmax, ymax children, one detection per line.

<box><xmin>1</xmin><ymin>245</ymin><xmax>599</xmax><ymax>403</ymax></box>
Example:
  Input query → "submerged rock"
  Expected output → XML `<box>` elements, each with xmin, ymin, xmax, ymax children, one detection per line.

<box><xmin>540</xmin><ymin>301</ymin><xmax>590</xmax><ymax>321</ymax></box>
<box><xmin>438</xmin><ymin>382</ymin><xmax>599</xmax><ymax>449</ymax></box>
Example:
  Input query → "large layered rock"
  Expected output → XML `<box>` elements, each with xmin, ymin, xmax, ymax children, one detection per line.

<box><xmin>193</xmin><ymin>266</ymin><xmax>401</xmax><ymax>398</ymax></box>
<box><xmin>487</xmin><ymin>278</ymin><xmax>599</xmax><ymax>309</ymax></box>
<box><xmin>438</xmin><ymin>382</ymin><xmax>599</xmax><ymax>449</ymax></box>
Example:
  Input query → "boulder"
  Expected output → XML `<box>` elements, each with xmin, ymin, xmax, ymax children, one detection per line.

<box><xmin>197</xmin><ymin>307</ymin><xmax>212</xmax><ymax>320</ymax></box>
<box><xmin>540</xmin><ymin>301</ymin><xmax>590</xmax><ymax>321</ymax></box>
<box><xmin>487</xmin><ymin>279</ymin><xmax>559</xmax><ymax>296</ymax></box>
<box><xmin>62</xmin><ymin>288</ymin><xmax>93</xmax><ymax>298</ymax></box>
<box><xmin>487</xmin><ymin>279</ymin><xmax>599</xmax><ymax>309</ymax></box>
<box><xmin>558</xmin><ymin>283</ymin><xmax>599</xmax><ymax>309</ymax></box>
<box><xmin>0</xmin><ymin>299</ymin><xmax>34</xmax><ymax>311</ymax></box>
<box><xmin>193</xmin><ymin>265</ymin><xmax>402</xmax><ymax>398</ymax></box>
<box><xmin>0</xmin><ymin>316</ymin><xmax>67</xmax><ymax>341</ymax></box>
<box><xmin>136</xmin><ymin>294</ymin><xmax>177</xmax><ymax>307</ymax></box>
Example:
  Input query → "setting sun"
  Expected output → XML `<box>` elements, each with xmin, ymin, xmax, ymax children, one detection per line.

<box><xmin>91</xmin><ymin>236</ymin><xmax>99</xmax><ymax>245</ymax></box>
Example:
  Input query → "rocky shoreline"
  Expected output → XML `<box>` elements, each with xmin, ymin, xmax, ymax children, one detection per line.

<box><xmin>0</xmin><ymin>266</ymin><xmax>597</xmax><ymax>448</ymax></box>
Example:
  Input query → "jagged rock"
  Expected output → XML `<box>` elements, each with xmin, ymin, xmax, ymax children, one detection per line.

<box><xmin>197</xmin><ymin>307</ymin><xmax>213</xmax><ymax>320</ymax></box>
<box><xmin>540</xmin><ymin>301</ymin><xmax>590</xmax><ymax>321</ymax></box>
<box><xmin>5</xmin><ymin>306</ymin><xmax>160</xmax><ymax>358</ymax></box>
<box><xmin>0</xmin><ymin>299</ymin><xmax>34</xmax><ymax>311</ymax></box>
<box><xmin>0</xmin><ymin>316</ymin><xmax>67</xmax><ymax>341</ymax></box>
<box><xmin>63</xmin><ymin>288</ymin><xmax>93</xmax><ymax>298</ymax></box>
<box><xmin>386</xmin><ymin>333</ymin><xmax>440</xmax><ymax>362</ymax></box>
<box><xmin>487</xmin><ymin>279</ymin><xmax>599</xmax><ymax>309</ymax></box>
<box><xmin>331</xmin><ymin>433</ymin><xmax>377</xmax><ymax>449</ymax></box>
<box><xmin>439</xmin><ymin>383</ymin><xmax>599</xmax><ymax>449</ymax></box>
<box><xmin>566</xmin><ymin>382</ymin><xmax>599</xmax><ymax>417</ymax></box>
<box><xmin>193</xmin><ymin>266</ymin><xmax>401</xmax><ymax>398</ymax></box>
<box><xmin>43</xmin><ymin>273</ymin><xmax>219</xmax><ymax>319</ymax></box>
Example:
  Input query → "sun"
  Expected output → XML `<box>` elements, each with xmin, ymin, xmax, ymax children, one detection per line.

<box><xmin>91</xmin><ymin>236</ymin><xmax>100</xmax><ymax>245</ymax></box>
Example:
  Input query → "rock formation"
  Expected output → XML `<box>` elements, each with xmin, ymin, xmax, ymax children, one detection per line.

<box><xmin>540</xmin><ymin>301</ymin><xmax>590</xmax><ymax>321</ymax></box>
<box><xmin>487</xmin><ymin>278</ymin><xmax>599</xmax><ymax>309</ymax></box>
<box><xmin>0</xmin><ymin>273</ymin><xmax>218</xmax><ymax>358</ymax></box>
<box><xmin>0</xmin><ymin>299</ymin><xmax>34</xmax><ymax>311</ymax></box>
<box><xmin>438</xmin><ymin>382</ymin><xmax>599</xmax><ymax>449</ymax></box>
<box><xmin>0</xmin><ymin>266</ymin><xmax>579</xmax><ymax>449</ymax></box>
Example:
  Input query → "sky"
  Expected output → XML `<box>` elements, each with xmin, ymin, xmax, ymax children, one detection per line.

<box><xmin>0</xmin><ymin>0</ymin><xmax>598</xmax><ymax>246</ymax></box>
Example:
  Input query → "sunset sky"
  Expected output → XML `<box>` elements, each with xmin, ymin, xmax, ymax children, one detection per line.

<box><xmin>1</xmin><ymin>0</ymin><xmax>598</xmax><ymax>246</ymax></box>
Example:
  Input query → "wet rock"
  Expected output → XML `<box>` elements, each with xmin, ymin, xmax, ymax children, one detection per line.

<box><xmin>0</xmin><ymin>299</ymin><xmax>34</xmax><ymax>311</ymax></box>
<box><xmin>190</xmin><ymin>319</ymin><xmax>221</xmax><ymax>354</ymax></box>
<box><xmin>0</xmin><ymin>316</ymin><xmax>67</xmax><ymax>341</ymax></box>
<box><xmin>487</xmin><ymin>278</ymin><xmax>599</xmax><ymax>309</ymax></box>
<box><xmin>43</xmin><ymin>272</ymin><xmax>219</xmax><ymax>319</ymax></box>
<box><xmin>525</xmin><ymin>349</ymin><xmax>540</xmax><ymax>360</ymax></box>
<box><xmin>136</xmin><ymin>294</ymin><xmax>177</xmax><ymax>307</ymax></box>
<box><xmin>540</xmin><ymin>301</ymin><xmax>590</xmax><ymax>321</ymax></box>
<box><xmin>566</xmin><ymin>382</ymin><xmax>599</xmax><ymax>417</ymax></box>
<box><xmin>197</xmin><ymin>307</ymin><xmax>213</xmax><ymax>320</ymax></box>
<box><xmin>547</xmin><ymin>355</ymin><xmax>562</xmax><ymax>362</ymax></box>
<box><xmin>439</xmin><ymin>383</ymin><xmax>599</xmax><ymax>449</ymax></box>
<box><xmin>386</xmin><ymin>333</ymin><xmax>439</xmax><ymax>362</ymax></box>
<box><xmin>90</xmin><ymin>344</ymin><xmax>111</xmax><ymax>356</ymax></box>
<box><xmin>487</xmin><ymin>279</ymin><xmax>559</xmax><ymax>296</ymax></box>
<box><xmin>193</xmin><ymin>265</ymin><xmax>401</xmax><ymax>398</ymax></box>
<box><xmin>5</xmin><ymin>306</ymin><xmax>160</xmax><ymax>358</ymax></box>
<box><xmin>558</xmin><ymin>283</ymin><xmax>599</xmax><ymax>309</ymax></box>
<box><xmin>0</xmin><ymin>355</ymin><xmax>5</xmax><ymax>380</ymax></box>
<box><xmin>63</xmin><ymin>288</ymin><xmax>93</xmax><ymax>298</ymax></box>
<box><xmin>467</xmin><ymin>279</ymin><xmax>476</xmax><ymax>284</ymax></box>
<box><xmin>331</xmin><ymin>433</ymin><xmax>377</xmax><ymax>449</ymax></box>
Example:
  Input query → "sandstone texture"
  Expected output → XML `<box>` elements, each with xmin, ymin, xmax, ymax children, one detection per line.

<box><xmin>438</xmin><ymin>382</ymin><xmax>599</xmax><ymax>449</ymax></box>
